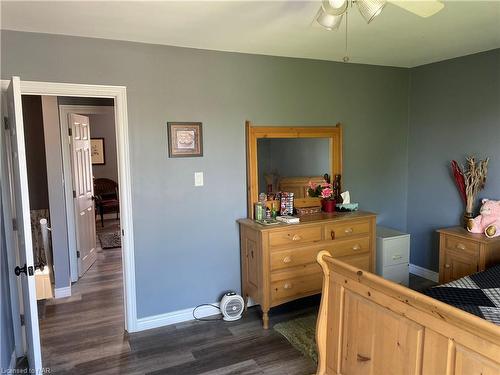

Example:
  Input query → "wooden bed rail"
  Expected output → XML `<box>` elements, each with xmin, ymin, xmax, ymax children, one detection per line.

<box><xmin>315</xmin><ymin>250</ymin><xmax>500</xmax><ymax>375</ymax></box>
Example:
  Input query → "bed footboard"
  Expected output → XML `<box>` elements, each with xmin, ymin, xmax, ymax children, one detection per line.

<box><xmin>315</xmin><ymin>251</ymin><xmax>500</xmax><ymax>375</ymax></box>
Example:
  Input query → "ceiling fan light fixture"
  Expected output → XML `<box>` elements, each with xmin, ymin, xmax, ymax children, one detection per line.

<box><xmin>321</xmin><ymin>0</ymin><xmax>349</xmax><ymax>16</ymax></box>
<box><xmin>315</xmin><ymin>8</ymin><xmax>343</xmax><ymax>30</ymax></box>
<box><xmin>356</xmin><ymin>0</ymin><xmax>386</xmax><ymax>23</ymax></box>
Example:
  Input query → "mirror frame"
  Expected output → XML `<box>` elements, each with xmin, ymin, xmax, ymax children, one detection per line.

<box><xmin>245</xmin><ymin>121</ymin><xmax>343</xmax><ymax>219</ymax></box>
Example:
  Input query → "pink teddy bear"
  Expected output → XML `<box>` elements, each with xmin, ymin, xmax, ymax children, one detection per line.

<box><xmin>467</xmin><ymin>199</ymin><xmax>500</xmax><ymax>238</ymax></box>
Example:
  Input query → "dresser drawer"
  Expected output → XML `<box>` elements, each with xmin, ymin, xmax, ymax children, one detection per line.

<box><xmin>337</xmin><ymin>252</ymin><xmax>371</xmax><ymax>271</ymax></box>
<box><xmin>269</xmin><ymin>226</ymin><xmax>322</xmax><ymax>248</ymax></box>
<box><xmin>445</xmin><ymin>235</ymin><xmax>480</xmax><ymax>255</ymax></box>
<box><xmin>271</xmin><ymin>273</ymin><xmax>322</xmax><ymax>304</ymax></box>
<box><xmin>271</xmin><ymin>246</ymin><xmax>321</xmax><ymax>271</ymax></box>
<box><xmin>326</xmin><ymin>236</ymin><xmax>370</xmax><ymax>258</ymax></box>
<box><xmin>325</xmin><ymin>220</ymin><xmax>370</xmax><ymax>240</ymax></box>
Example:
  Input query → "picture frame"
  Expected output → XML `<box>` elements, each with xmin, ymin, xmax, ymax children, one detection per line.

<box><xmin>91</xmin><ymin>138</ymin><xmax>106</xmax><ymax>165</ymax></box>
<box><xmin>167</xmin><ymin>122</ymin><xmax>203</xmax><ymax>158</ymax></box>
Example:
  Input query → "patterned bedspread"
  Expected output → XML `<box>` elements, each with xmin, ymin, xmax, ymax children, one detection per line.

<box><xmin>424</xmin><ymin>265</ymin><xmax>500</xmax><ymax>326</ymax></box>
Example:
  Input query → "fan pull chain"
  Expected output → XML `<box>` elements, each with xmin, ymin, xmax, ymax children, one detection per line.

<box><xmin>343</xmin><ymin>11</ymin><xmax>350</xmax><ymax>63</ymax></box>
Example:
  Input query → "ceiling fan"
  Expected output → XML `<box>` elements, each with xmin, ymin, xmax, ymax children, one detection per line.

<box><xmin>315</xmin><ymin>0</ymin><xmax>444</xmax><ymax>30</ymax></box>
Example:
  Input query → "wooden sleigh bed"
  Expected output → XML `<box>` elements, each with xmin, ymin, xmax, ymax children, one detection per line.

<box><xmin>315</xmin><ymin>250</ymin><xmax>500</xmax><ymax>375</ymax></box>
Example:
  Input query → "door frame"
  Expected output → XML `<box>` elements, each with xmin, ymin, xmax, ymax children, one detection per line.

<box><xmin>1</xmin><ymin>79</ymin><xmax>138</xmax><ymax>333</ymax></box>
<box><xmin>59</xmin><ymin>105</ymin><xmax>115</xmax><ymax>283</ymax></box>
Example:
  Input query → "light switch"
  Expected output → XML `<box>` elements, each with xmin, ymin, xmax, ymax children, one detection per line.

<box><xmin>194</xmin><ymin>172</ymin><xmax>204</xmax><ymax>187</ymax></box>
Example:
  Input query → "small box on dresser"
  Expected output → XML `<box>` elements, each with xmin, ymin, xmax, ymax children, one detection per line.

<box><xmin>376</xmin><ymin>226</ymin><xmax>410</xmax><ymax>286</ymax></box>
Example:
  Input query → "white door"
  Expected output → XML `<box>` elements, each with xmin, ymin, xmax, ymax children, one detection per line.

<box><xmin>69</xmin><ymin>113</ymin><xmax>97</xmax><ymax>277</ymax></box>
<box><xmin>5</xmin><ymin>76</ymin><xmax>42</xmax><ymax>371</ymax></box>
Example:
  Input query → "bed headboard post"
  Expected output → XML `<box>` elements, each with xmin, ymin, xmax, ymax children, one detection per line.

<box><xmin>316</xmin><ymin>250</ymin><xmax>332</xmax><ymax>375</ymax></box>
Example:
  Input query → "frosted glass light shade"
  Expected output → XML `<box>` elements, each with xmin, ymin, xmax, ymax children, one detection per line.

<box><xmin>316</xmin><ymin>8</ymin><xmax>344</xmax><ymax>30</ymax></box>
<box><xmin>357</xmin><ymin>0</ymin><xmax>386</xmax><ymax>23</ymax></box>
<box><xmin>322</xmin><ymin>0</ymin><xmax>349</xmax><ymax>16</ymax></box>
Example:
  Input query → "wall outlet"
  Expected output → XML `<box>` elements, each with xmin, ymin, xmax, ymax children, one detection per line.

<box><xmin>194</xmin><ymin>172</ymin><xmax>204</xmax><ymax>187</ymax></box>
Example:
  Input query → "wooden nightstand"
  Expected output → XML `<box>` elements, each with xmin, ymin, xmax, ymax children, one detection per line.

<box><xmin>437</xmin><ymin>227</ymin><xmax>500</xmax><ymax>283</ymax></box>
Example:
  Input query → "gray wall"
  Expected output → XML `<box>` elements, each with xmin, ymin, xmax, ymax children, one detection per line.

<box><xmin>258</xmin><ymin>138</ymin><xmax>330</xmax><ymax>193</ymax></box>
<box><xmin>41</xmin><ymin>96</ymin><xmax>70</xmax><ymax>289</ymax></box>
<box><xmin>407</xmin><ymin>49</ymin><xmax>500</xmax><ymax>271</ymax></box>
<box><xmin>1</xmin><ymin>30</ymin><xmax>410</xmax><ymax>318</ymax></box>
<box><xmin>88</xmin><ymin>112</ymin><xmax>118</xmax><ymax>182</ymax></box>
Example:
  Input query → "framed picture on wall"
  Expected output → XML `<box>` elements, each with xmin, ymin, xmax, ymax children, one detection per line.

<box><xmin>167</xmin><ymin>122</ymin><xmax>203</xmax><ymax>158</ymax></box>
<box><xmin>91</xmin><ymin>138</ymin><xmax>106</xmax><ymax>165</ymax></box>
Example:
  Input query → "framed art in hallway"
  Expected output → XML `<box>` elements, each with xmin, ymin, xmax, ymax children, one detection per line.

<box><xmin>91</xmin><ymin>137</ymin><xmax>106</xmax><ymax>165</ymax></box>
<box><xmin>167</xmin><ymin>122</ymin><xmax>203</xmax><ymax>158</ymax></box>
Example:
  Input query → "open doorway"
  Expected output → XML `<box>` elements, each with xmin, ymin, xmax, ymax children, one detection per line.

<box><xmin>20</xmin><ymin>95</ymin><xmax>125</xmax><ymax>370</ymax></box>
<box><xmin>2</xmin><ymin>77</ymin><xmax>137</xmax><ymax>372</ymax></box>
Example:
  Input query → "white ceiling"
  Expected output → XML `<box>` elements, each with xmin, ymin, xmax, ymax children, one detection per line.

<box><xmin>2</xmin><ymin>1</ymin><xmax>499</xmax><ymax>67</ymax></box>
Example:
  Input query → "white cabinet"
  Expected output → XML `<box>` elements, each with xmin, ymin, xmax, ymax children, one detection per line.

<box><xmin>376</xmin><ymin>226</ymin><xmax>410</xmax><ymax>286</ymax></box>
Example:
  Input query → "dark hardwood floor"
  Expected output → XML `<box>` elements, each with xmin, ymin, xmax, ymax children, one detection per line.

<box><xmin>37</xmin><ymin>220</ymin><xmax>318</xmax><ymax>374</ymax></box>
<box><xmin>35</xmin><ymin>220</ymin><xmax>437</xmax><ymax>374</ymax></box>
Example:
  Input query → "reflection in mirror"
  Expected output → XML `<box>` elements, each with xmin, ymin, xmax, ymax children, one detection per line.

<box><xmin>257</xmin><ymin>138</ymin><xmax>331</xmax><ymax>196</ymax></box>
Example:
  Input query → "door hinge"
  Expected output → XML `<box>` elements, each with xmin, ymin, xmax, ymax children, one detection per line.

<box><xmin>4</xmin><ymin>117</ymin><xmax>9</xmax><ymax>130</ymax></box>
<box><xmin>12</xmin><ymin>218</ymin><xmax>18</xmax><ymax>231</ymax></box>
<box><xmin>121</xmin><ymin>229</ymin><xmax>124</xmax><ymax>236</ymax></box>
<box><xmin>20</xmin><ymin>314</ymin><xmax>25</xmax><ymax>326</ymax></box>
<box><xmin>68</xmin><ymin>127</ymin><xmax>72</xmax><ymax>137</ymax></box>
<box><xmin>73</xmin><ymin>190</ymin><xmax>76</xmax><ymax>198</ymax></box>
<box><xmin>76</xmin><ymin>251</ymin><xmax>80</xmax><ymax>258</ymax></box>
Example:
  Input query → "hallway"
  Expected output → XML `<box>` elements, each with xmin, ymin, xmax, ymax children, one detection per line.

<box><xmin>37</xmin><ymin>220</ymin><xmax>125</xmax><ymax>373</ymax></box>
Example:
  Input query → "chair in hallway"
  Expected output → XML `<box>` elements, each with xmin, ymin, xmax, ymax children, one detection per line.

<box><xmin>94</xmin><ymin>178</ymin><xmax>119</xmax><ymax>227</ymax></box>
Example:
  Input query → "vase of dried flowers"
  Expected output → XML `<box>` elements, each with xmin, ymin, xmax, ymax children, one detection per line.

<box><xmin>308</xmin><ymin>177</ymin><xmax>336</xmax><ymax>213</ymax></box>
<box><xmin>451</xmin><ymin>156</ymin><xmax>489</xmax><ymax>229</ymax></box>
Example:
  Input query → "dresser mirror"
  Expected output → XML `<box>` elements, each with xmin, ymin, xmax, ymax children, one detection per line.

<box><xmin>246</xmin><ymin>122</ymin><xmax>342</xmax><ymax>218</ymax></box>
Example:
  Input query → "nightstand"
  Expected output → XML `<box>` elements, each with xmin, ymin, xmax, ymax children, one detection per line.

<box><xmin>437</xmin><ymin>227</ymin><xmax>500</xmax><ymax>284</ymax></box>
<box><xmin>376</xmin><ymin>226</ymin><xmax>410</xmax><ymax>286</ymax></box>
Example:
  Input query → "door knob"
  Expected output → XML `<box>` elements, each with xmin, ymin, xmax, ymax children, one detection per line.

<box><xmin>15</xmin><ymin>264</ymin><xmax>34</xmax><ymax>276</ymax></box>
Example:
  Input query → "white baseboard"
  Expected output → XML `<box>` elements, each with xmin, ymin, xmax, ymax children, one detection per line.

<box><xmin>9</xmin><ymin>350</ymin><xmax>16</xmax><ymax>369</ymax></box>
<box><xmin>54</xmin><ymin>286</ymin><xmax>71</xmax><ymax>298</ymax></box>
<box><xmin>136</xmin><ymin>303</ymin><xmax>221</xmax><ymax>332</ymax></box>
<box><xmin>409</xmin><ymin>264</ymin><xmax>439</xmax><ymax>283</ymax></box>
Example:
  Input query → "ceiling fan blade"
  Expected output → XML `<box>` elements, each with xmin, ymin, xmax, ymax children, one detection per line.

<box><xmin>389</xmin><ymin>0</ymin><xmax>444</xmax><ymax>18</ymax></box>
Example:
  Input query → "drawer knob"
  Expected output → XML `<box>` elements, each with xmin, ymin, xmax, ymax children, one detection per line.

<box><xmin>456</xmin><ymin>243</ymin><xmax>466</xmax><ymax>250</ymax></box>
<box><xmin>352</xmin><ymin>244</ymin><xmax>361</xmax><ymax>251</ymax></box>
<box><xmin>330</xmin><ymin>230</ymin><xmax>335</xmax><ymax>240</ymax></box>
<box><xmin>445</xmin><ymin>264</ymin><xmax>451</xmax><ymax>269</ymax></box>
<box><xmin>290</xmin><ymin>234</ymin><xmax>302</xmax><ymax>241</ymax></box>
<box><xmin>283</xmin><ymin>256</ymin><xmax>292</xmax><ymax>264</ymax></box>
<box><xmin>284</xmin><ymin>282</ymin><xmax>293</xmax><ymax>289</ymax></box>
<box><xmin>344</xmin><ymin>228</ymin><xmax>353</xmax><ymax>234</ymax></box>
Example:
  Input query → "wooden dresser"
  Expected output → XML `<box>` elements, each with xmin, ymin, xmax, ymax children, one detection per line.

<box><xmin>238</xmin><ymin>211</ymin><xmax>376</xmax><ymax>328</ymax></box>
<box><xmin>438</xmin><ymin>226</ymin><xmax>500</xmax><ymax>283</ymax></box>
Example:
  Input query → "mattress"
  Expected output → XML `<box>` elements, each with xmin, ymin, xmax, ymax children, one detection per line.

<box><xmin>424</xmin><ymin>265</ymin><xmax>500</xmax><ymax>326</ymax></box>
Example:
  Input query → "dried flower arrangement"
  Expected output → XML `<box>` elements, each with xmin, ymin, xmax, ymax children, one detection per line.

<box><xmin>451</xmin><ymin>156</ymin><xmax>489</xmax><ymax>225</ymax></box>
<box><xmin>308</xmin><ymin>180</ymin><xmax>334</xmax><ymax>201</ymax></box>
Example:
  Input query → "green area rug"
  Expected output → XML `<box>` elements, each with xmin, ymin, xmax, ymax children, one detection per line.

<box><xmin>274</xmin><ymin>314</ymin><xmax>318</xmax><ymax>363</ymax></box>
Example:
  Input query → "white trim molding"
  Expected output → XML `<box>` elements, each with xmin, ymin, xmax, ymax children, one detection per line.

<box><xmin>409</xmin><ymin>263</ymin><xmax>439</xmax><ymax>283</ymax></box>
<box><xmin>136</xmin><ymin>303</ymin><xmax>221</xmax><ymax>332</ymax></box>
<box><xmin>54</xmin><ymin>286</ymin><xmax>71</xmax><ymax>299</ymax></box>
<box><xmin>1</xmin><ymin>78</ymin><xmax>138</xmax><ymax>333</ymax></box>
